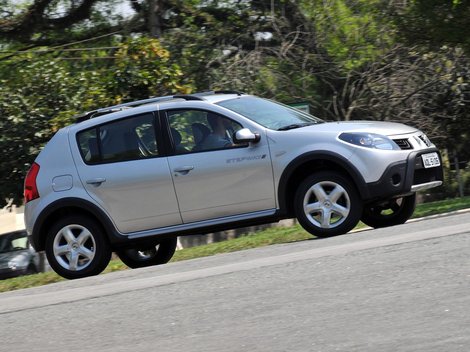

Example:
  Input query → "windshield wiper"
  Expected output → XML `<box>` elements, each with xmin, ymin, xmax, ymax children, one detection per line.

<box><xmin>277</xmin><ymin>122</ymin><xmax>315</xmax><ymax>131</ymax></box>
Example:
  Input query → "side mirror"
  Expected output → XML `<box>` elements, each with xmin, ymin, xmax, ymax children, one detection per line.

<box><xmin>233</xmin><ymin>128</ymin><xmax>261</xmax><ymax>144</ymax></box>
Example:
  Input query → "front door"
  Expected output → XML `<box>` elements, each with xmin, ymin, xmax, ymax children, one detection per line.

<box><xmin>166</xmin><ymin>109</ymin><xmax>275</xmax><ymax>223</ymax></box>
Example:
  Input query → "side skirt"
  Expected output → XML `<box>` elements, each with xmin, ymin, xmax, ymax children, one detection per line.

<box><xmin>125</xmin><ymin>209</ymin><xmax>281</xmax><ymax>241</ymax></box>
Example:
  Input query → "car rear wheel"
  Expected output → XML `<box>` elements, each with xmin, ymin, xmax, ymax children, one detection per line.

<box><xmin>45</xmin><ymin>216</ymin><xmax>111</xmax><ymax>280</ymax></box>
<box><xmin>294</xmin><ymin>172</ymin><xmax>362</xmax><ymax>238</ymax></box>
<box><xmin>116</xmin><ymin>238</ymin><xmax>177</xmax><ymax>269</ymax></box>
<box><xmin>361</xmin><ymin>194</ymin><xmax>416</xmax><ymax>228</ymax></box>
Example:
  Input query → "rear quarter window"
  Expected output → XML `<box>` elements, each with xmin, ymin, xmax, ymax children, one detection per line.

<box><xmin>77</xmin><ymin>113</ymin><xmax>159</xmax><ymax>164</ymax></box>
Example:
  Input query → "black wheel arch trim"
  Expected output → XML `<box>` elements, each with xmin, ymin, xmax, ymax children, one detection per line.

<box><xmin>277</xmin><ymin>151</ymin><xmax>369</xmax><ymax>214</ymax></box>
<box><xmin>30</xmin><ymin>197</ymin><xmax>123</xmax><ymax>251</ymax></box>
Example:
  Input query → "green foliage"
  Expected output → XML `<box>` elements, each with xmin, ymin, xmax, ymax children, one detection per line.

<box><xmin>300</xmin><ymin>0</ymin><xmax>395</xmax><ymax>70</ymax></box>
<box><xmin>0</xmin><ymin>57</ymin><xmax>86</xmax><ymax>204</ymax></box>
<box><xmin>422</xmin><ymin>47</ymin><xmax>470</xmax><ymax>148</ymax></box>
<box><xmin>396</xmin><ymin>0</ymin><xmax>470</xmax><ymax>53</ymax></box>
<box><xmin>160</xmin><ymin>0</ymin><xmax>260</xmax><ymax>91</ymax></box>
<box><xmin>0</xmin><ymin>37</ymin><xmax>191</xmax><ymax>204</ymax></box>
<box><xmin>112</xmin><ymin>37</ymin><xmax>191</xmax><ymax>100</ymax></box>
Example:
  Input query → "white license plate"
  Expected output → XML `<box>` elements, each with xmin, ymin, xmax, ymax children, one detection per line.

<box><xmin>422</xmin><ymin>152</ymin><xmax>441</xmax><ymax>168</ymax></box>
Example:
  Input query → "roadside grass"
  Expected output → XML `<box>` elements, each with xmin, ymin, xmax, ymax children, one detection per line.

<box><xmin>412</xmin><ymin>196</ymin><xmax>470</xmax><ymax>218</ymax></box>
<box><xmin>1</xmin><ymin>196</ymin><xmax>469</xmax><ymax>293</ymax></box>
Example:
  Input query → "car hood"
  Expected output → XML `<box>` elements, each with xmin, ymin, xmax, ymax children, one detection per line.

<box><xmin>301</xmin><ymin>121</ymin><xmax>418</xmax><ymax>137</ymax></box>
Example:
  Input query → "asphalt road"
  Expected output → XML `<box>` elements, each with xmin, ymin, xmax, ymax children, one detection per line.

<box><xmin>0</xmin><ymin>212</ymin><xmax>469</xmax><ymax>352</ymax></box>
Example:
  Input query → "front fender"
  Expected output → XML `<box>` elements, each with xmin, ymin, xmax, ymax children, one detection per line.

<box><xmin>277</xmin><ymin>151</ymin><xmax>369</xmax><ymax>213</ymax></box>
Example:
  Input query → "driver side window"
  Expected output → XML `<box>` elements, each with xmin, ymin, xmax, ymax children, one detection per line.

<box><xmin>167</xmin><ymin>110</ymin><xmax>244</xmax><ymax>154</ymax></box>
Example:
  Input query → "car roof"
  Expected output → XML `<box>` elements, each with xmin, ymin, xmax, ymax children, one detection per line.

<box><xmin>74</xmin><ymin>91</ymin><xmax>246</xmax><ymax>123</ymax></box>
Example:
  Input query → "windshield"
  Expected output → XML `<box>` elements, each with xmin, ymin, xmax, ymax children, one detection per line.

<box><xmin>0</xmin><ymin>233</ymin><xmax>28</xmax><ymax>253</ymax></box>
<box><xmin>217</xmin><ymin>96</ymin><xmax>323</xmax><ymax>130</ymax></box>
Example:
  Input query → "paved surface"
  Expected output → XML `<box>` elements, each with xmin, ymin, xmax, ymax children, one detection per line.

<box><xmin>0</xmin><ymin>213</ymin><xmax>469</xmax><ymax>352</ymax></box>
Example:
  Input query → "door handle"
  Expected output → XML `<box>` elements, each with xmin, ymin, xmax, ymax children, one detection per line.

<box><xmin>173</xmin><ymin>166</ymin><xmax>194</xmax><ymax>175</ymax></box>
<box><xmin>86</xmin><ymin>178</ymin><xmax>106</xmax><ymax>186</ymax></box>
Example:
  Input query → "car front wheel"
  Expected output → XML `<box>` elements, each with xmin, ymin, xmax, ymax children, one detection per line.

<box><xmin>294</xmin><ymin>172</ymin><xmax>362</xmax><ymax>238</ymax></box>
<box><xmin>361</xmin><ymin>194</ymin><xmax>416</xmax><ymax>228</ymax></box>
<box><xmin>45</xmin><ymin>216</ymin><xmax>112</xmax><ymax>280</ymax></box>
<box><xmin>116</xmin><ymin>238</ymin><xmax>178</xmax><ymax>269</ymax></box>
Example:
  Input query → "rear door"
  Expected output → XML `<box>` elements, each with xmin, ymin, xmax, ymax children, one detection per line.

<box><xmin>73</xmin><ymin>112</ymin><xmax>182</xmax><ymax>234</ymax></box>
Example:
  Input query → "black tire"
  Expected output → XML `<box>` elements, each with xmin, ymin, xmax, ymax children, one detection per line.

<box><xmin>294</xmin><ymin>172</ymin><xmax>362</xmax><ymax>238</ymax></box>
<box><xmin>25</xmin><ymin>264</ymin><xmax>37</xmax><ymax>276</ymax></box>
<box><xmin>117</xmin><ymin>237</ymin><xmax>177</xmax><ymax>269</ymax></box>
<box><xmin>45</xmin><ymin>215</ymin><xmax>112</xmax><ymax>280</ymax></box>
<box><xmin>361</xmin><ymin>193</ymin><xmax>417</xmax><ymax>228</ymax></box>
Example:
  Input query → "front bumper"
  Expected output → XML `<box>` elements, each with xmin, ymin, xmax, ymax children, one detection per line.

<box><xmin>364</xmin><ymin>148</ymin><xmax>443</xmax><ymax>201</ymax></box>
<box><xmin>0</xmin><ymin>266</ymin><xmax>29</xmax><ymax>280</ymax></box>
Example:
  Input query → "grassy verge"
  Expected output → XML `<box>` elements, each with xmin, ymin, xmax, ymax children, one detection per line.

<box><xmin>2</xmin><ymin>196</ymin><xmax>470</xmax><ymax>293</ymax></box>
<box><xmin>412</xmin><ymin>196</ymin><xmax>470</xmax><ymax>218</ymax></box>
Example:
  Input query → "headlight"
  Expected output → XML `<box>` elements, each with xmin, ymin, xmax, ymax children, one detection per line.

<box><xmin>339</xmin><ymin>132</ymin><xmax>400</xmax><ymax>150</ymax></box>
<box><xmin>8</xmin><ymin>257</ymin><xmax>28</xmax><ymax>270</ymax></box>
<box><xmin>8</xmin><ymin>260</ymin><xmax>18</xmax><ymax>270</ymax></box>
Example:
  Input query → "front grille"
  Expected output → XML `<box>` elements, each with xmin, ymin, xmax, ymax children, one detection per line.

<box><xmin>393</xmin><ymin>138</ymin><xmax>413</xmax><ymax>150</ymax></box>
<box><xmin>412</xmin><ymin>152</ymin><xmax>443</xmax><ymax>185</ymax></box>
<box><xmin>413</xmin><ymin>168</ymin><xmax>440</xmax><ymax>185</ymax></box>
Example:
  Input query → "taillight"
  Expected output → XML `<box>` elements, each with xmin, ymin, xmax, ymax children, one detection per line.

<box><xmin>24</xmin><ymin>162</ymin><xmax>40</xmax><ymax>203</ymax></box>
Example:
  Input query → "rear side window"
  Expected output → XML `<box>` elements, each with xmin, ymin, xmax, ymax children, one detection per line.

<box><xmin>77</xmin><ymin>113</ymin><xmax>158</xmax><ymax>164</ymax></box>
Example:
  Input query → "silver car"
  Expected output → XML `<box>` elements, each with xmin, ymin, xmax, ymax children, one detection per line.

<box><xmin>24</xmin><ymin>92</ymin><xmax>443</xmax><ymax>279</ymax></box>
<box><xmin>0</xmin><ymin>230</ymin><xmax>39</xmax><ymax>279</ymax></box>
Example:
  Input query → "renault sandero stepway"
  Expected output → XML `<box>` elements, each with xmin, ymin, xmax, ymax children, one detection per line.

<box><xmin>24</xmin><ymin>91</ymin><xmax>443</xmax><ymax>279</ymax></box>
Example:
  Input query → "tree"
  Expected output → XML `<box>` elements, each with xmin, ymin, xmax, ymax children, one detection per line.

<box><xmin>0</xmin><ymin>37</ymin><xmax>190</xmax><ymax>205</ymax></box>
<box><xmin>1</xmin><ymin>0</ymin><xmax>470</xmax><ymax>203</ymax></box>
<box><xmin>0</xmin><ymin>58</ymin><xmax>84</xmax><ymax>204</ymax></box>
<box><xmin>0</xmin><ymin>0</ymin><xmax>262</xmax><ymax>46</ymax></box>
<box><xmin>391</xmin><ymin>0</ymin><xmax>470</xmax><ymax>54</ymax></box>
<box><xmin>0</xmin><ymin>0</ymin><xmax>111</xmax><ymax>45</ymax></box>
<box><xmin>203</xmin><ymin>0</ymin><xmax>396</xmax><ymax>119</ymax></box>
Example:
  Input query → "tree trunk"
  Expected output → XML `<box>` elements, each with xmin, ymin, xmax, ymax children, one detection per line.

<box><xmin>454</xmin><ymin>151</ymin><xmax>465</xmax><ymax>198</ymax></box>
<box><xmin>148</xmin><ymin>0</ymin><xmax>163</xmax><ymax>38</ymax></box>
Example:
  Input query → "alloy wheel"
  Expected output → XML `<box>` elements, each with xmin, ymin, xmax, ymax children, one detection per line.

<box><xmin>53</xmin><ymin>224</ymin><xmax>96</xmax><ymax>271</ymax></box>
<box><xmin>302</xmin><ymin>180</ymin><xmax>351</xmax><ymax>229</ymax></box>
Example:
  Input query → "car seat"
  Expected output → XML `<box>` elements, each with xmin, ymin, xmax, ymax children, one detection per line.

<box><xmin>191</xmin><ymin>123</ymin><xmax>210</xmax><ymax>151</ymax></box>
<box><xmin>171</xmin><ymin>128</ymin><xmax>187</xmax><ymax>154</ymax></box>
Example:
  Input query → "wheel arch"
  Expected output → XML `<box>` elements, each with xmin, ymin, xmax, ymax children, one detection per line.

<box><xmin>278</xmin><ymin>151</ymin><xmax>368</xmax><ymax>216</ymax></box>
<box><xmin>31</xmin><ymin>197</ymin><xmax>120</xmax><ymax>251</ymax></box>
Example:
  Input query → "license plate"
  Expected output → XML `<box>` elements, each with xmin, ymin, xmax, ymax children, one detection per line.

<box><xmin>422</xmin><ymin>152</ymin><xmax>440</xmax><ymax>168</ymax></box>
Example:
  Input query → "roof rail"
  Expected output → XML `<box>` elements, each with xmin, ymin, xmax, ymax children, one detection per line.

<box><xmin>214</xmin><ymin>90</ymin><xmax>244</xmax><ymax>95</ymax></box>
<box><xmin>174</xmin><ymin>90</ymin><xmax>244</xmax><ymax>97</ymax></box>
<box><xmin>172</xmin><ymin>94</ymin><xmax>205</xmax><ymax>101</ymax></box>
<box><xmin>75</xmin><ymin>95</ymin><xmax>174</xmax><ymax>122</ymax></box>
<box><xmin>187</xmin><ymin>90</ymin><xmax>244</xmax><ymax>96</ymax></box>
<box><xmin>74</xmin><ymin>90</ymin><xmax>244</xmax><ymax>123</ymax></box>
<box><xmin>96</xmin><ymin>95</ymin><xmax>175</xmax><ymax>111</ymax></box>
<box><xmin>74</xmin><ymin>95</ymin><xmax>195</xmax><ymax>122</ymax></box>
